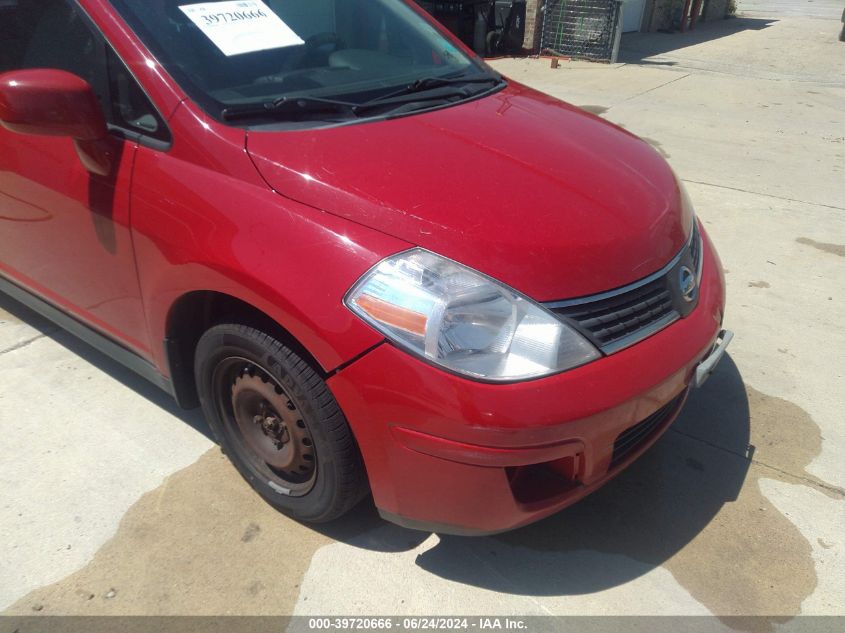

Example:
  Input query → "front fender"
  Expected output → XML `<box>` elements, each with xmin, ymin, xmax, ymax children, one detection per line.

<box><xmin>129</xmin><ymin>143</ymin><xmax>407</xmax><ymax>377</ymax></box>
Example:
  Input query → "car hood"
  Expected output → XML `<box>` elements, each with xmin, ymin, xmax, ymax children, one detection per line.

<box><xmin>247</xmin><ymin>82</ymin><xmax>692</xmax><ymax>301</ymax></box>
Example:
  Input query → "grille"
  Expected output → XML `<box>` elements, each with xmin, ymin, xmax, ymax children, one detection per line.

<box><xmin>547</xmin><ymin>224</ymin><xmax>703</xmax><ymax>354</ymax></box>
<box><xmin>611</xmin><ymin>393</ymin><xmax>684</xmax><ymax>467</ymax></box>
<box><xmin>552</xmin><ymin>277</ymin><xmax>674</xmax><ymax>350</ymax></box>
<box><xmin>540</xmin><ymin>0</ymin><xmax>623</xmax><ymax>62</ymax></box>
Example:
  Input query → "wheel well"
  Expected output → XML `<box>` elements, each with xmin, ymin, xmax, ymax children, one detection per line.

<box><xmin>165</xmin><ymin>291</ymin><xmax>326</xmax><ymax>409</ymax></box>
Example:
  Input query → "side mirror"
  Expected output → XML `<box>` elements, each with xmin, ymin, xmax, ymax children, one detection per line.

<box><xmin>0</xmin><ymin>69</ymin><xmax>116</xmax><ymax>176</ymax></box>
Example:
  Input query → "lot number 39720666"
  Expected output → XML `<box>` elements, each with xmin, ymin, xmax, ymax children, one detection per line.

<box><xmin>200</xmin><ymin>8</ymin><xmax>267</xmax><ymax>25</ymax></box>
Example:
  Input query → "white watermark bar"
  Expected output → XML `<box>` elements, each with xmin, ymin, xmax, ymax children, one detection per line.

<box><xmin>0</xmin><ymin>617</ymin><xmax>842</xmax><ymax>633</ymax></box>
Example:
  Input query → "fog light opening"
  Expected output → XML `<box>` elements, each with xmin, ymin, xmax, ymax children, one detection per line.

<box><xmin>507</xmin><ymin>454</ymin><xmax>584</xmax><ymax>505</ymax></box>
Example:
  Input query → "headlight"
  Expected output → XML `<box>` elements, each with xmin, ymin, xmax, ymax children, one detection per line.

<box><xmin>345</xmin><ymin>249</ymin><xmax>600</xmax><ymax>381</ymax></box>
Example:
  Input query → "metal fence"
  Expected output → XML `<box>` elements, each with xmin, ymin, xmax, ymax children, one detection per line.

<box><xmin>540</xmin><ymin>0</ymin><xmax>622</xmax><ymax>61</ymax></box>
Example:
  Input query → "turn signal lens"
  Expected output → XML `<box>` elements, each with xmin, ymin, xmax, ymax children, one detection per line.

<box><xmin>354</xmin><ymin>294</ymin><xmax>428</xmax><ymax>337</ymax></box>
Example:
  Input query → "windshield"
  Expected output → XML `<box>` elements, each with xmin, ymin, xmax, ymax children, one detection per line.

<box><xmin>108</xmin><ymin>0</ymin><xmax>499</xmax><ymax>126</ymax></box>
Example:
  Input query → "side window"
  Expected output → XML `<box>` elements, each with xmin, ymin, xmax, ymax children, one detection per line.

<box><xmin>0</xmin><ymin>0</ymin><xmax>106</xmax><ymax>95</ymax></box>
<box><xmin>0</xmin><ymin>1</ymin><xmax>23</xmax><ymax>73</ymax></box>
<box><xmin>106</xmin><ymin>48</ymin><xmax>172</xmax><ymax>144</ymax></box>
<box><xmin>0</xmin><ymin>0</ymin><xmax>170</xmax><ymax>145</ymax></box>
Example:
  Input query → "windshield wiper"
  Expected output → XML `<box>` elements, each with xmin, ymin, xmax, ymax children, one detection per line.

<box><xmin>222</xmin><ymin>95</ymin><xmax>359</xmax><ymax>122</ymax></box>
<box><xmin>365</xmin><ymin>74</ymin><xmax>504</xmax><ymax>106</ymax></box>
<box><xmin>220</xmin><ymin>74</ymin><xmax>504</xmax><ymax>122</ymax></box>
<box><xmin>346</xmin><ymin>74</ymin><xmax>505</xmax><ymax>117</ymax></box>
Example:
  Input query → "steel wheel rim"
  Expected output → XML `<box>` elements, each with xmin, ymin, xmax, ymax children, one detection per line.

<box><xmin>212</xmin><ymin>357</ymin><xmax>317</xmax><ymax>497</ymax></box>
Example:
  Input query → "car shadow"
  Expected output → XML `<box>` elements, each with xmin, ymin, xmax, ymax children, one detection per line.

<box><xmin>316</xmin><ymin>354</ymin><xmax>751</xmax><ymax>597</ymax></box>
<box><xmin>419</xmin><ymin>355</ymin><xmax>749</xmax><ymax>594</ymax></box>
<box><xmin>1</xmin><ymin>289</ymin><xmax>752</xmax><ymax>596</ymax></box>
<box><xmin>619</xmin><ymin>17</ymin><xmax>777</xmax><ymax>65</ymax></box>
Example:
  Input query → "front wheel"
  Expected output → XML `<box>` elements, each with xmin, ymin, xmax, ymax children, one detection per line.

<box><xmin>194</xmin><ymin>323</ymin><xmax>368</xmax><ymax>522</ymax></box>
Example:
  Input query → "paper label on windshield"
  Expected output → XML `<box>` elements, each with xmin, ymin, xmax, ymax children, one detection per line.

<box><xmin>179</xmin><ymin>1</ymin><xmax>304</xmax><ymax>56</ymax></box>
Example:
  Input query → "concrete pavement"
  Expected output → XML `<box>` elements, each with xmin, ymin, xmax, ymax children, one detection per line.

<box><xmin>1</xmin><ymin>1</ymin><xmax>843</xmax><ymax>619</ymax></box>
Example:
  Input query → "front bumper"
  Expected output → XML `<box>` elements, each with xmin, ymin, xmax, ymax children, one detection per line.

<box><xmin>327</xmin><ymin>229</ymin><xmax>728</xmax><ymax>535</ymax></box>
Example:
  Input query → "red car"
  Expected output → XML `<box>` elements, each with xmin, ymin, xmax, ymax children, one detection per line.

<box><xmin>0</xmin><ymin>0</ymin><xmax>731</xmax><ymax>534</ymax></box>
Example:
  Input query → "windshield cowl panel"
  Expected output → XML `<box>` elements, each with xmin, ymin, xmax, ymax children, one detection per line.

<box><xmin>108</xmin><ymin>0</ymin><xmax>493</xmax><ymax>127</ymax></box>
<box><xmin>219</xmin><ymin>79</ymin><xmax>506</xmax><ymax>129</ymax></box>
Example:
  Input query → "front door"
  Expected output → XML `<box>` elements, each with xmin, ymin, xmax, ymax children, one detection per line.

<box><xmin>0</xmin><ymin>0</ymin><xmax>169</xmax><ymax>355</ymax></box>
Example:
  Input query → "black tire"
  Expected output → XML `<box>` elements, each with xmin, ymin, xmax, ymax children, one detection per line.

<box><xmin>194</xmin><ymin>323</ymin><xmax>368</xmax><ymax>522</ymax></box>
